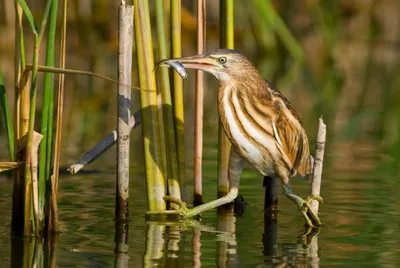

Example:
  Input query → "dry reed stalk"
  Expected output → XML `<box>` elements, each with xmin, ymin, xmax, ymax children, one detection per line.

<box><xmin>31</xmin><ymin>131</ymin><xmax>43</xmax><ymax>235</ymax></box>
<box><xmin>116</xmin><ymin>1</ymin><xmax>133</xmax><ymax>223</ymax></box>
<box><xmin>170</xmin><ymin>0</ymin><xmax>186</xmax><ymax>201</ymax></box>
<box><xmin>310</xmin><ymin>117</ymin><xmax>326</xmax><ymax>213</ymax></box>
<box><xmin>19</xmin><ymin>70</ymin><xmax>30</xmax><ymax>141</ymax></box>
<box><xmin>193</xmin><ymin>0</ymin><xmax>206</xmax><ymax>205</ymax></box>
<box><xmin>68</xmin><ymin>110</ymin><xmax>141</xmax><ymax>174</ymax></box>
<box><xmin>14</xmin><ymin>2</ymin><xmax>24</xmax><ymax>142</ymax></box>
<box><xmin>218</xmin><ymin>0</ymin><xmax>234</xmax><ymax>197</ymax></box>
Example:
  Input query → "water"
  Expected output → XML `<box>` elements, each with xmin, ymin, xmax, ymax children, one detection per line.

<box><xmin>1</xmin><ymin>141</ymin><xmax>399</xmax><ymax>267</ymax></box>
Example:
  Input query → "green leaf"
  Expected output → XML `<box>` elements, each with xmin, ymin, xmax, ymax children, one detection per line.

<box><xmin>17</xmin><ymin>0</ymin><xmax>38</xmax><ymax>34</ymax></box>
<box><xmin>0</xmin><ymin>68</ymin><xmax>15</xmax><ymax>161</ymax></box>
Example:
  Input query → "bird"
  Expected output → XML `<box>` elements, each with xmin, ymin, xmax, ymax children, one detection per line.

<box><xmin>157</xmin><ymin>49</ymin><xmax>323</xmax><ymax>227</ymax></box>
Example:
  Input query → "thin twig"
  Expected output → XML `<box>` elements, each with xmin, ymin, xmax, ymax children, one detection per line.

<box><xmin>310</xmin><ymin>117</ymin><xmax>326</xmax><ymax>213</ymax></box>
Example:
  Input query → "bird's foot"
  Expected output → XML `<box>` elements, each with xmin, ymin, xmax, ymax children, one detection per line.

<box><xmin>146</xmin><ymin>196</ymin><xmax>197</xmax><ymax>219</ymax></box>
<box><xmin>297</xmin><ymin>194</ymin><xmax>324</xmax><ymax>227</ymax></box>
<box><xmin>298</xmin><ymin>225</ymin><xmax>321</xmax><ymax>245</ymax></box>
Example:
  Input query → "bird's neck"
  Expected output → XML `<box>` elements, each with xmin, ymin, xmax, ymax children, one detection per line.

<box><xmin>217</xmin><ymin>72</ymin><xmax>272</xmax><ymax>104</ymax></box>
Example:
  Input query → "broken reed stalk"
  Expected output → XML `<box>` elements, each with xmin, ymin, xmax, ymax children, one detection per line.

<box><xmin>155</xmin><ymin>0</ymin><xmax>181</xmax><ymax>204</ymax></box>
<box><xmin>31</xmin><ymin>132</ymin><xmax>43</xmax><ymax>236</ymax></box>
<box><xmin>49</xmin><ymin>0</ymin><xmax>68</xmax><ymax>234</ymax></box>
<box><xmin>193</xmin><ymin>0</ymin><xmax>206</xmax><ymax>206</ymax></box>
<box><xmin>116</xmin><ymin>1</ymin><xmax>133</xmax><ymax>224</ymax></box>
<box><xmin>68</xmin><ymin>110</ymin><xmax>141</xmax><ymax>174</ymax></box>
<box><xmin>134</xmin><ymin>0</ymin><xmax>166</xmax><ymax>211</ymax></box>
<box><xmin>310</xmin><ymin>117</ymin><xmax>326</xmax><ymax>213</ymax></box>
<box><xmin>171</xmin><ymin>0</ymin><xmax>186</xmax><ymax>201</ymax></box>
<box><xmin>218</xmin><ymin>0</ymin><xmax>234</xmax><ymax>197</ymax></box>
<box><xmin>39</xmin><ymin>0</ymin><xmax>58</xmax><ymax>229</ymax></box>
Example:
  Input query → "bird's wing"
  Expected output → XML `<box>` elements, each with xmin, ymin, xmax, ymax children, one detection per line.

<box><xmin>271</xmin><ymin>89</ymin><xmax>312</xmax><ymax>177</ymax></box>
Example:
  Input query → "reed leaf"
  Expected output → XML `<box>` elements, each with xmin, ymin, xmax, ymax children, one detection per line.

<box><xmin>0</xmin><ymin>162</ymin><xmax>22</xmax><ymax>172</ymax></box>
<box><xmin>0</xmin><ymin>68</ymin><xmax>15</xmax><ymax>161</ymax></box>
<box><xmin>39</xmin><ymin>0</ymin><xmax>58</xmax><ymax>225</ymax></box>
<box><xmin>16</xmin><ymin>0</ymin><xmax>37</xmax><ymax>34</ymax></box>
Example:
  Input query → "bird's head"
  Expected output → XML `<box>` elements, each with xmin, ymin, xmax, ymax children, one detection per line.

<box><xmin>158</xmin><ymin>49</ymin><xmax>259</xmax><ymax>83</ymax></box>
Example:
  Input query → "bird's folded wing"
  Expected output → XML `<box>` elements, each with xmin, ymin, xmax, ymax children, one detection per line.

<box><xmin>273</xmin><ymin>100</ymin><xmax>311</xmax><ymax>177</ymax></box>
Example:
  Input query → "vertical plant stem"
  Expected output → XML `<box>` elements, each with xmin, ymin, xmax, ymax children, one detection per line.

<box><xmin>155</xmin><ymin>0</ymin><xmax>181</xmax><ymax>204</ymax></box>
<box><xmin>17</xmin><ymin>0</ymin><xmax>51</xmax><ymax>236</ymax></box>
<box><xmin>310</xmin><ymin>117</ymin><xmax>326</xmax><ymax>213</ymax></box>
<box><xmin>170</xmin><ymin>0</ymin><xmax>186</xmax><ymax>201</ymax></box>
<box><xmin>12</xmin><ymin>3</ymin><xmax>25</xmax><ymax>234</ymax></box>
<box><xmin>14</xmin><ymin>2</ymin><xmax>23</xmax><ymax>142</ymax></box>
<box><xmin>194</xmin><ymin>0</ymin><xmax>206</xmax><ymax>205</ymax></box>
<box><xmin>24</xmin><ymin>33</ymin><xmax>39</xmax><ymax>235</ymax></box>
<box><xmin>31</xmin><ymin>132</ymin><xmax>43</xmax><ymax>236</ymax></box>
<box><xmin>50</xmin><ymin>0</ymin><xmax>68</xmax><ymax>234</ymax></box>
<box><xmin>39</xmin><ymin>0</ymin><xmax>58</xmax><ymax>228</ymax></box>
<box><xmin>0</xmin><ymin>69</ymin><xmax>15</xmax><ymax>161</ymax></box>
<box><xmin>116</xmin><ymin>0</ymin><xmax>133</xmax><ymax>224</ymax></box>
<box><xmin>218</xmin><ymin>0</ymin><xmax>234</xmax><ymax>197</ymax></box>
<box><xmin>134</xmin><ymin>0</ymin><xmax>166</xmax><ymax>211</ymax></box>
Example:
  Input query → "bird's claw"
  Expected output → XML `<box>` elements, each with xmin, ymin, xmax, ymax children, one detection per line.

<box><xmin>298</xmin><ymin>194</ymin><xmax>323</xmax><ymax>227</ymax></box>
<box><xmin>163</xmin><ymin>196</ymin><xmax>190</xmax><ymax>215</ymax></box>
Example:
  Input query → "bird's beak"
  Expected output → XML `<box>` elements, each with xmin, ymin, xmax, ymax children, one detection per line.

<box><xmin>157</xmin><ymin>53</ymin><xmax>221</xmax><ymax>72</ymax></box>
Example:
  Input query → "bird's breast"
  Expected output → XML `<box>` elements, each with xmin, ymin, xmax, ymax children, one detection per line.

<box><xmin>218</xmin><ymin>86</ymin><xmax>278</xmax><ymax>175</ymax></box>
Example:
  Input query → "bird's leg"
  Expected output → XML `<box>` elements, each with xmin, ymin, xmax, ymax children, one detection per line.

<box><xmin>165</xmin><ymin>148</ymin><xmax>244</xmax><ymax>218</ymax></box>
<box><xmin>282</xmin><ymin>184</ymin><xmax>323</xmax><ymax>227</ymax></box>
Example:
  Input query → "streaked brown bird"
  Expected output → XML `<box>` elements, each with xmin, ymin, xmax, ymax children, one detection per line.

<box><xmin>158</xmin><ymin>49</ymin><xmax>323</xmax><ymax>227</ymax></box>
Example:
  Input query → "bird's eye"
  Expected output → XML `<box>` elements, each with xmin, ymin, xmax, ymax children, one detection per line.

<box><xmin>218</xmin><ymin>57</ymin><xmax>227</xmax><ymax>64</ymax></box>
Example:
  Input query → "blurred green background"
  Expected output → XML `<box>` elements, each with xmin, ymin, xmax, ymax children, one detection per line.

<box><xmin>0</xmin><ymin>0</ymin><xmax>400</xmax><ymax>266</ymax></box>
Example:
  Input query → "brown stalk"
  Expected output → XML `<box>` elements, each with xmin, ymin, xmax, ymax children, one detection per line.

<box><xmin>193</xmin><ymin>0</ymin><xmax>206</xmax><ymax>205</ymax></box>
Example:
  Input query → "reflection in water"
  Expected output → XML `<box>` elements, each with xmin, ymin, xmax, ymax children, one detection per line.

<box><xmin>114</xmin><ymin>220</ymin><xmax>129</xmax><ymax>268</ymax></box>
<box><xmin>217</xmin><ymin>205</ymin><xmax>238</xmax><ymax>267</ymax></box>
<box><xmin>9</xmin><ymin>208</ymin><xmax>321</xmax><ymax>268</ymax></box>
<box><xmin>143</xmin><ymin>223</ymin><xmax>165</xmax><ymax>267</ymax></box>
<box><xmin>11</xmin><ymin>235</ymin><xmax>58</xmax><ymax>268</ymax></box>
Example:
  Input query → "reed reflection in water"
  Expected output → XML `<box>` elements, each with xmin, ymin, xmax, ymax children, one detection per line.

<box><xmin>9</xmin><ymin>205</ymin><xmax>322</xmax><ymax>267</ymax></box>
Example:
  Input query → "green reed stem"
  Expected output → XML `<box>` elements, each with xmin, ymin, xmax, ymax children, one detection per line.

<box><xmin>39</xmin><ymin>0</ymin><xmax>58</xmax><ymax>227</ymax></box>
<box><xmin>18</xmin><ymin>0</ymin><xmax>52</xmax><ymax>235</ymax></box>
<box><xmin>170</xmin><ymin>0</ymin><xmax>186</xmax><ymax>201</ymax></box>
<box><xmin>134</xmin><ymin>0</ymin><xmax>166</xmax><ymax>211</ymax></box>
<box><xmin>155</xmin><ymin>0</ymin><xmax>181</xmax><ymax>203</ymax></box>
<box><xmin>218</xmin><ymin>0</ymin><xmax>234</xmax><ymax>197</ymax></box>
<box><xmin>0</xmin><ymin>69</ymin><xmax>15</xmax><ymax>161</ymax></box>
